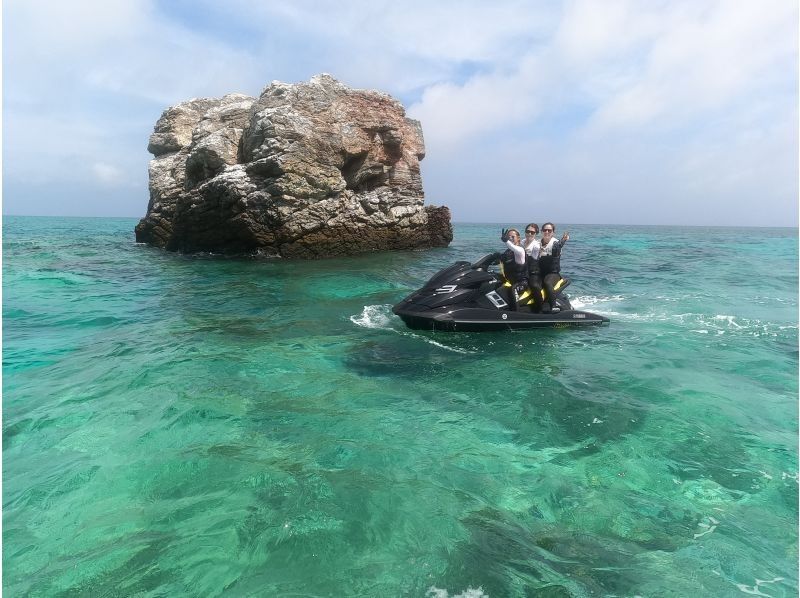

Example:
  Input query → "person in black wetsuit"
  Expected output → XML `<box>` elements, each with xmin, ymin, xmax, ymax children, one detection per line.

<box><xmin>523</xmin><ymin>223</ymin><xmax>544</xmax><ymax>312</ymax></box>
<box><xmin>538</xmin><ymin>222</ymin><xmax>569</xmax><ymax>313</ymax></box>
<box><xmin>499</xmin><ymin>228</ymin><xmax>528</xmax><ymax>310</ymax></box>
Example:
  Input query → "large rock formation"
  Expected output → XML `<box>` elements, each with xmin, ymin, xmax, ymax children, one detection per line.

<box><xmin>135</xmin><ymin>74</ymin><xmax>452</xmax><ymax>257</ymax></box>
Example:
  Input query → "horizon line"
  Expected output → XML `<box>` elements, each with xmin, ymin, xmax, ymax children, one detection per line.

<box><xmin>2</xmin><ymin>214</ymin><xmax>797</xmax><ymax>229</ymax></box>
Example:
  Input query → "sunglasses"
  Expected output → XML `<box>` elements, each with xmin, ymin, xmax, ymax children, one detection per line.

<box><xmin>525</xmin><ymin>229</ymin><xmax>537</xmax><ymax>234</ymax></box>
<box><xmin>542</xmin><ymin>228</ymin><xmax>553</xmax><ymax>233</ymax></box>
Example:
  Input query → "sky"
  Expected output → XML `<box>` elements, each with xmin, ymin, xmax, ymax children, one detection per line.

<box><xmin>3</xmin><ymin>0</ymin><xmax>798</xmax><ymax>226</ymax></box>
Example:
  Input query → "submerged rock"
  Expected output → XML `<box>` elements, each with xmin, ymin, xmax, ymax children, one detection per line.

<box><xmin>135</xmin><ymin>74</ymin><xmax>452</xmax><ymax>257</ymax></box>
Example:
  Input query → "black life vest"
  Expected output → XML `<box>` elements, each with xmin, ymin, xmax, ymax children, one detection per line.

<box><xmin>528</xmin><ymin>253</ymin><xmax>541</xmax><ymax>276</ymax></box>
<box><xmin>500</xmin><ymin>249</ymin><xmax>527</xmax><ymax>284</ymax></box>
<box><xmin>538</xmin><ymin>239</ymin><xmax>563</xmax><ymax>275</ymax></box>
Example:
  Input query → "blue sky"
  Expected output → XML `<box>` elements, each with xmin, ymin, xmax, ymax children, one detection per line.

<box><xmin>4</xmin><ymin>0</ymin><xmax>798</xmax><ymax>225</ymax></box>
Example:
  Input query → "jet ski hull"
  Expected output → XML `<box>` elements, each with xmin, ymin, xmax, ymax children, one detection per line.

<box><xmin>393</xmin><ymin>305</ymin><xmax>609</xmax><ymax>332</ymax></box>
<box><xmin>392</xmin><ymin>255</ymin><xmax>609</xmax><ymax>332</ymax></box>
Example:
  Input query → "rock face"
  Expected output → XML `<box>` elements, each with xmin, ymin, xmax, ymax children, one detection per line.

<box><xmin>135</xmin><ymin>74</ymin><xmax>452</xmax><ymax>257</ymax></box>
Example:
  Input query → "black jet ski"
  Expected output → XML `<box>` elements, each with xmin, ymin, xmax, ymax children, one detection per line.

<box><xmin>393</xmin><ymin>254</ymin><xmax>609</xmax><ymax>331</ymax></box>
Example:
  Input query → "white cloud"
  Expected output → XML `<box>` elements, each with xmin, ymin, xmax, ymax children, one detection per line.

<box><xmin>408</xmin><ymin>60</ymin><xmax>544</xmax><ymax>153</ymax></box>
<box><xmin>91</xmin><ymin>162</ymin><xmax>126</xmax><ymax>185</ymax></box>
<box><xmin>554</xmin><ymin>0</ymin><xmax>660</xmax><ymax>67</ymax></box>
<box><xmin>587</xmin><ymin>0</ymin><xmax>797</xmax><ymax>131</ymax></box>
<box><xmin>220</xmin><ymin>0</ymin><xmax>557</xmax><ymax>65</ymax></box>
<box><xmin>409</xmin><ymin>0</ymin><xmax>797</xmax><ymax>142</ymax></box>
<box><xmin>6</xmin><ymin>0</ymin><xmax>262</xmax><ymax>106</ymax></box>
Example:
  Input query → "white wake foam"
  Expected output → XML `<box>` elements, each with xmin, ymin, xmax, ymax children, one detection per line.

<box><xmin>350</xmin><ymin>305</ymin><xmax>476</xmax><ymax>354</ymax></box>
<box><xmin>349</xmin><ymin>304</ymin><xmax>393</xmax><ymax>329</ymax></box>
<box><xmin>568</xmin><ymin>295</ymin><xmax>796</xmax><ymax>338</ymax></box>
<box><xmin>570</xmin><ymin>294</ymin><xmax>626</xmax><ymax>309</ymax></box>
<box><xmin>427</xmin><ymin>587</ymin><xmax>489</xmax><ymax>598</ymax></box>
<box><xmin>600</xmin><ymin>308</ymin><xmax>797</xmax><ymax>337</ymax></box>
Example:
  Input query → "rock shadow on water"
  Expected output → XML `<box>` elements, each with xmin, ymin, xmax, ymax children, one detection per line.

<box><xmin>430</xmin><ymin>508</ymin><xmax>630</xmax><ymax>596</ymax></box>
<box><xmin>433</xmin><ymin>504</ymin><xmax>706</xmax><ymax>597</ymax></box>
<box><xmin>513</xmin><ymin>373</ymin><xmax>650</xmax><ymax>449</ymax></box>
<box><xmin>344</xmin><ymin>333</ymin><xmax>651</xmax><ymax>453</ymax></box>
<box><xmin>21</xmin><ymin>533</ymin><xmax>181</xmax><ymax>597</ymax></box>
<box><xmin>343</xmin><ymin>338</ymin><xmax>484</xmax><ymax>379</ymax></box>
<box><xmin>665</xmin><ymin>428</ymin><xmax>770</xmax><ymax>495</ymax></box>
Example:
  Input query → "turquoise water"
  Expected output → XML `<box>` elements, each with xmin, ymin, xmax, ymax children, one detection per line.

<box><xmin>4</xmin><ymin>216</ymin><xmax>797</xmax><ymax>597</ymax></box>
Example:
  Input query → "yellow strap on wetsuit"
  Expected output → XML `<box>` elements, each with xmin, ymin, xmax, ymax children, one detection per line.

<box><xmin>540</xmin><ymin>278</ymin><xmax>565</xmax><ymax>300</ymax></box>
<box><xmin>500</xmin><ymin>262</ymin><xmax>563</xmax><ymax>301</ymax></box>
<box><xmin>535</xmin><ymin>278</ymin><xmax>565</xmax><ymax>301</ymax></box>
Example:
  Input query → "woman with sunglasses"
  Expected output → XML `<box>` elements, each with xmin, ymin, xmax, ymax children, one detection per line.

<box><xmin>523</xmin><ymin>223</ymin><xmax>545</xmax><ymax>312</ymax></box>
<box><xmin>538</xmin><ymin>222</ymin><xmax>570</xmax><ymax>313</ymax></box>
<box><xmin>523</xmin><ymin>223</ymin><xmax>540</xmax><ymax>257</ymax></box>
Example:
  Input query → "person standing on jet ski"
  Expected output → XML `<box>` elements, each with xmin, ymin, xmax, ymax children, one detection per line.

<box><xmin>538</xmin><ymin>222</ymin><xmax>570</xmax><ymax>313</ymax></box>
<box><xmin>500</xmin><ymin>228</ymin><xmax>529</xmax><ymax>311</ymax></box>
<box><xmin>523</xmin><ymin>223</ymin><xmax>545</xmax><ymax>312</ymax></box>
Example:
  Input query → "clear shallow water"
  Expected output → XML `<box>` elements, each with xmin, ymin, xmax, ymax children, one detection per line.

<box><xmin>3</xmin><ymin>216</ymin><xmax>797</xmax><ymax>597</ymax></box>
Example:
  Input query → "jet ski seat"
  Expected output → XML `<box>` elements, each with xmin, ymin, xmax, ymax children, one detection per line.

<box><xmin>471</xmin><ymin>253</ymin><xmax>570</xmax><ymax>306</ymax></box>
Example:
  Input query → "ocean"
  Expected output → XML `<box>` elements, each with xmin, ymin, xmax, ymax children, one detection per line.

<box><xmin>3</xmin><ymin>216</ymin><xmax>798</xmax><ymax>597</ymax></box>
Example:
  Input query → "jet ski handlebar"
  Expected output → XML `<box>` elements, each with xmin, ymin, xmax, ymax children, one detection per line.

<box><xmin>471</xmin><ymin>253</ymin><xmax>502</xmax><ymax>271</ymax></box>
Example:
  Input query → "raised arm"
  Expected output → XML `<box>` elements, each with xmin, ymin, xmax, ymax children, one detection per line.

<box><xmin>505</xmin><ymin>240</ymin><xmax>526</xmax><ymax>264</ymax></box>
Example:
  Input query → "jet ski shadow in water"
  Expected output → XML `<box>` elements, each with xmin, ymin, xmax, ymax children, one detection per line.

<box><xmin>393</xmin><ymin>254</ymin><xmax>610</xmax><ymax>331</ymax></box>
